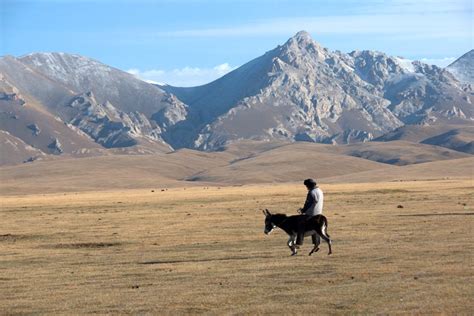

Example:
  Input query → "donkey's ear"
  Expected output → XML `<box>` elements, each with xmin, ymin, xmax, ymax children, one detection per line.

<box><xmin>265</xmin><ymin>209</ymin><xmax>271</xmax><ymax>215</ymax></box>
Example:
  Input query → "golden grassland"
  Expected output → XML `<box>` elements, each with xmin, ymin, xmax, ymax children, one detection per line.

<box><xmin>1</xmin><ymin>180</ymin><xmax>473</xmax><ymax>314</ymax></box>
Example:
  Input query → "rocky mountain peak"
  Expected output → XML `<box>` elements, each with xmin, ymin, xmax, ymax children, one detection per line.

<box><xmin>277</xmin><ymin>31</ymin><xmax>326</xmax><ymax>65</ymax></box>
<box><xmin>284</xmin><ymin>30</ymin><xmax>323</xmax><ymax>49</ymax></box>
<box><xmin>292</xmin><ymin>30</ymin><xmax>313</xmax><ymax>42</ymax></box>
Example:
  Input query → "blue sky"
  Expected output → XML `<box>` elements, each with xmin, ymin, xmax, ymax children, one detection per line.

<box><xmin>1</xmin><ymin>0</ymin><xmax>472</xmax><ymax>86</ymax></box>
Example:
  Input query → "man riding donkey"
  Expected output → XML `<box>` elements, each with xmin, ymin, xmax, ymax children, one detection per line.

<box><xmin>262</xmin><ymin>178</ymin><xmax>331</xmax><ymax>256</ymax></box>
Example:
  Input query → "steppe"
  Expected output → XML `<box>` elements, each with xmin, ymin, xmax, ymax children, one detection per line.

<box><xmin>1</xmin><ymin>164</ymin><xmax>472</xmax><ymax>314</ymax></box>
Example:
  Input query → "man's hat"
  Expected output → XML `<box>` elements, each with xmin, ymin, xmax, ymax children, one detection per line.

<box><xmin>303</xmin><ymin>178</ymin><xmax>317</xmax><ymax>187</ymax></box>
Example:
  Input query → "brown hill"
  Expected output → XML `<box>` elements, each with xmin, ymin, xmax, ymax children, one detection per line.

<box><xmin>421</xmin><ymin>127</ymin><xmax>474</xmax><ymax>154</ymax></box>
<box><xmin>333</xmin><ymin>140</ymin><xmax>470</xmax><ymax>165</ymax></box>
<box><xmin>185</xmin><ymin>142</ymin><xmax>391</xmax><ymax>184</ymax></box>
<box><xmin>322</xmin><ymin>157</ymin><xmax>474</xmax><ymax>183</ymax></box>
<box><xmin>0</xmin><ymin>150</ymin><xmax>230</xmax><ymax>195</ymax></box>
<box><xmin>0</xmin><ymin>141</ymin><xmax>382</xmax><ymax>194</ymax></box>
<box><xmin>1</xmin><ymin>140</ymin><xmax>472</xmax><ymax>195</ymax></box>
<box><xmin>375</xmin><ymin>124</ymin><xmax>474</xmax><ymax>154</ymax></box>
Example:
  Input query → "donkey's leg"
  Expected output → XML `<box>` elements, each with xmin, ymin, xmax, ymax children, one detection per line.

<box><xmin>288</xmin><ymin>235</ymin><xmax>297</xmax><ymax>256</ymax></box>
<box><xmin>319</xmin><ymin>221</ymin><xmax>332</xmax><ymax>255</ymax></box>
<box><xmin>308</xmin><ymin>234</ymin><xmax>320</xmax><ymax>256</ymax></box>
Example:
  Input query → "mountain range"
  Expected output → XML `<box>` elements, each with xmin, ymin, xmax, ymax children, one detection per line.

<box><xmin>0</xmin><ymin>31</ymin><xmax>473</xmax><ymax>166</ymax></box>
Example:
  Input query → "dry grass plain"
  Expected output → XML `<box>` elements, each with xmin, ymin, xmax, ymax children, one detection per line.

<box><xmin>1</xmin><ymin>179</ymin><xmax>473</xmax><ymax>314</ymax></box>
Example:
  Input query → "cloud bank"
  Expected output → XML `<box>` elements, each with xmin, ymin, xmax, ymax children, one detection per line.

<box><xmin>128</xmin><ymin>63</ymin><xmax>236</xmax><ymax>87</ymax></box>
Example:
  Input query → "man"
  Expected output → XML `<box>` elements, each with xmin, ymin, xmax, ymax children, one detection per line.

<box><xmin>295</xmin><ymin>178</ymin><xmax>324</xmax><ymax>247</ymax></box>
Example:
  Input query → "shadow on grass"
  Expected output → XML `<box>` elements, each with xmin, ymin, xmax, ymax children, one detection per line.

<box><xmin>139</xmin><ymin>254</ymin><xmax>276</xmax><ymax>265</ymax></box>
<box><xmin>48</xmin><ymin>242</ymin><xmax>123</xmax><ymax>249</ymax></box>
<box><xmin>0</xmin><ymin>234</ymin><xmax>40</xmax><ymax>242</ymax></box>
<box><xmin>398</xmin><ymin>213</ymin><xmax>473</xmax><ymax>217</ymax></box>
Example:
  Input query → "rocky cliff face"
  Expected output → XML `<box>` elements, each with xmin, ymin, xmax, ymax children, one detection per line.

<box><xmin>0</xmin><ymin>74</ymin><xmax>105</xmax><ymax>161</ymax></box>
<box><xmin>66</xmin><ymin>92</ymin><xmax>168</xmax><ymax>148</ymax></box>
<box><xmin>0</xmin><ymin>53</ymin><xmax>181</xmax><ymax>157</ymax></box>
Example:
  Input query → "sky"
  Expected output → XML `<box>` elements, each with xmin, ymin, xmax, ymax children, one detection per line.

<box><xmin>1</xmin><ymin>0</ymin><xmax>472</xmax><ymax>86</ymax></box>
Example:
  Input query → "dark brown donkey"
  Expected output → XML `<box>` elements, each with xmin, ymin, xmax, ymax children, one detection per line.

<box><xmin>263</xmin><ymin>209</ymin><xmax>332</xmax><ymax>256</ymax></box>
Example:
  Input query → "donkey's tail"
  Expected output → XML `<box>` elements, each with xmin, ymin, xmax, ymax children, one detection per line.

<box><xmin>321</xmin><ymin>215</ymin><xmax>333</xmax><ymax>255</ymax></box>
<box><xmin>322</xmin><ymin>215</ymin><xmax>330</xmax><ymax>239</ymax></box>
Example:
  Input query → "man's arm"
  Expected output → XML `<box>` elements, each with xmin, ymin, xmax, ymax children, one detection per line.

<box><xmin>300</xmin><ymin>191</ymin><xmax>316</xmax><ymax>214</ymax></box>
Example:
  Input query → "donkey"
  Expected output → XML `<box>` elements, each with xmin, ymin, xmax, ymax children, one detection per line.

<box><xmin>263</xmin><ymin>209</ymin><xmax>332</xmax><ymax>256</ymax></box>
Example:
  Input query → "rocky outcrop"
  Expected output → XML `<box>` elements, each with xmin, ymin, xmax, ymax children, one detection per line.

<box><xmin>27</xmin><ymin>123</ymin><xmax>41</xmax><ymax>136</ymax></box>
<box><xmin>322</xmin><ymin>129</ymin><xmax>374</xmax><ymax>144</ymax></box>
<box><xmin>67</xmin><ymin>92</ymin><xmax>166</xmax><ymax>148</ymax></box>
<box><xmin>151</xmin><ymin>94</ymin><xmax>188</xmax><ymax>130</ymax></box>
<box><xmin>47</xmin><ymin>138</ymin><xmax>63</xmax><ymax>154</ymax></box>
<box><xmin>0</xmin><ymin>92</ymin><xmax>26</xmax><ymax>106</ymax></box>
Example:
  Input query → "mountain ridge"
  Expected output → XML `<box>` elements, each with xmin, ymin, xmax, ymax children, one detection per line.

<box><xmin>1</xmin><ymin>31</ymin><xmax>473</xmax><ymax>166</ymax></box>
<box><xmin>162</xmin><ymin>32</ymin><xmax>472</xmax><ymax>150</ymax></box>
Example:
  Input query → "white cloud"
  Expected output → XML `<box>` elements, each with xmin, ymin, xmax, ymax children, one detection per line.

<box><xmin>127</xmin><ymin>63</ymin><xmax>236</xmax><ymax>87</ymax></box>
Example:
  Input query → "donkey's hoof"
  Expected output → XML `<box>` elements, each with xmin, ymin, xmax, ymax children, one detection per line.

<box><xmin>309</xmin><ymin>247</ymin><xmax>320</xmax><ymax>255</ymax></box>
<box><xmin>328</xmin><ymin>251</ymin><xmax>332</xmax><ymax>255</ymax></box>
<box><xmin>291</xmin><ymin>252</ymin><xmax>297</xmax><ymax>256</ymax></box>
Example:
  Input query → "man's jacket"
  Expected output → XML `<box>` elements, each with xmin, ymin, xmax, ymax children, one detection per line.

<box><xmin>301</xmin><ymin>187</ymin><xmax>324</xmax><ymax>216</ymax></box>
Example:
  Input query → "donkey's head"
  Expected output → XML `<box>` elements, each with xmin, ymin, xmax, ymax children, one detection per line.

<box><xmin>263</xmin><ymin>209</ymin><xmax>276</xmax><ymax>235</ymax></box>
